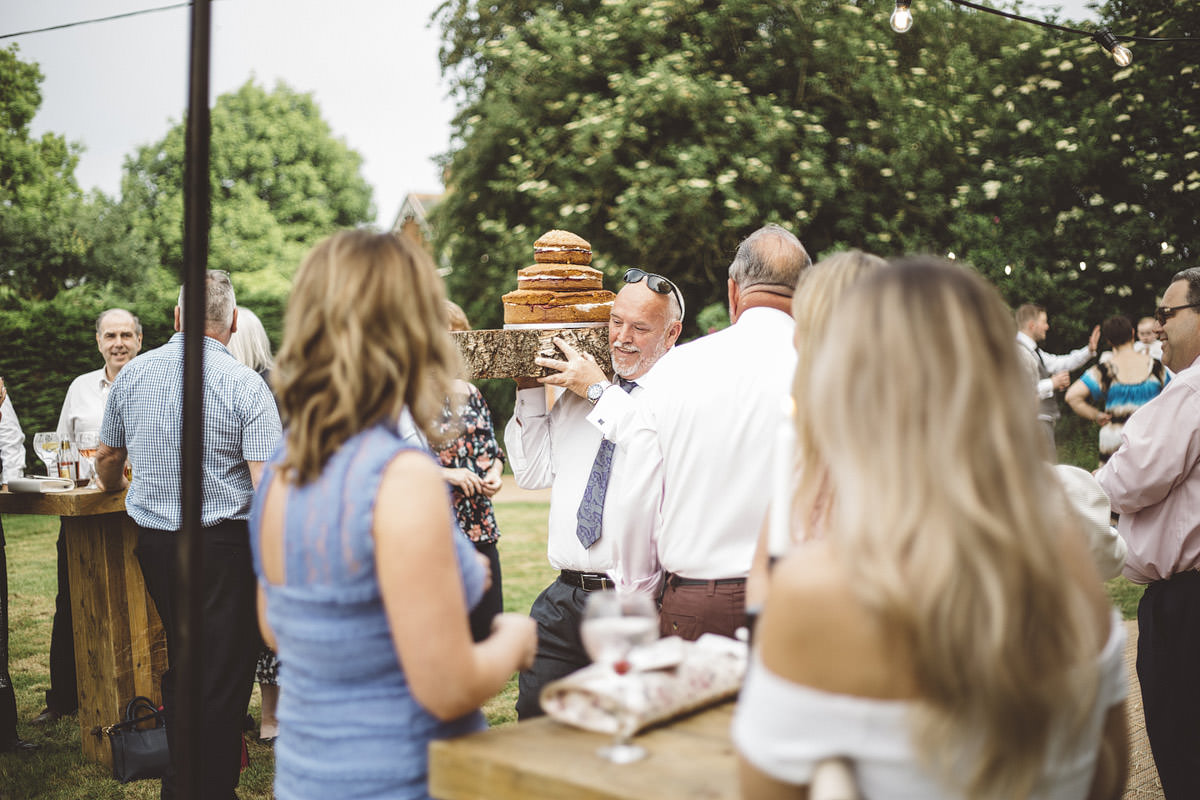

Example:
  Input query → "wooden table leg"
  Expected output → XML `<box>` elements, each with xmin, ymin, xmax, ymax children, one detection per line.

<box><xmin>64</xmin><ymin>511</ymin><xmax>167</xmax><ymax>766</ymax></box>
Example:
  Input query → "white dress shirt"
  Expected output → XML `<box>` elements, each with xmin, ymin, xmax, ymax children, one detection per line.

<box><xmin>505</xmin><ymin>373</ymin><xmax>663</xmax><ymax>595</ymax></box>
<box><xmin>1015</xmin><ymin>330</ymin><xmax>1094</xmax><ymax>399</ymax></box>
<box><xmin>590</xmin><ymin>306</ymin><xmax>797</xmax><ymax>581</ymax></box>
<box><xmin>56</xmin><ymin>366</ymin><xmax>113</xmax><ymax>479</ymax></box>
<box><xmin>0</xmin><ymin>392</ymin><xmax>27</xmax><ymax>484</ymax></box>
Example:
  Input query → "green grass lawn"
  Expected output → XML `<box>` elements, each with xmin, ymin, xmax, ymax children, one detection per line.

<box><xmin>0</xmin><ymin>489</ymin><xmax>1142</xmax><ymax>798</ymax></box>
<box><xmin>0</xmin><ymin>503</ymin><xmax>555</xmax><ymax>800</ymax></box>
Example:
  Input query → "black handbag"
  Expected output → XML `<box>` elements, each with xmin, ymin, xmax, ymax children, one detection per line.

<box><xmin>104</xmin><ymin>695</ymin><xmax>170</xmax><ymax>783</ymax></box>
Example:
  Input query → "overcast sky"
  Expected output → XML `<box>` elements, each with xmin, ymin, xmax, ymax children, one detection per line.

<box><xmin>3</xmin><ymin>0</ymin><xmax>1100</xmax><ymax>228</ymax></box>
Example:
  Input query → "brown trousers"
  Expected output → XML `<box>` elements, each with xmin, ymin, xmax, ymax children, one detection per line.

<box><xmin>658</xmin><ymin>575</ymin><xmax>747</xmax><ymax>641</ymax></box>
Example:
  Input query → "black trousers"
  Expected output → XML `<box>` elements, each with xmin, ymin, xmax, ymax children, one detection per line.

<box><xmin>1137</xmin><ymin>570</ymin><xmax>1200</xmax><ymax>799</ymax></box>
<box><xmin>45</xmin><ymin>519</ymin><xmax>78</xmax><ymax>714</ymax></box>
<box><xmin>468</xmin><ymin>539</ymin><xmax>503</xmax><ymax>643</ymax></box>
<box><xmin>0</xmin><ymin>518</ymin><xmax>18</xmax><ymax>746</ymax></box>
<box><xmin>136</xmin><ymin>520</ymin><xmax>259</xmax><ymax>800</ymax></box>
<box><xmin>516</xmin><ymin>577</ymin><xmax>592</xmax><ymax>720</ymax></box>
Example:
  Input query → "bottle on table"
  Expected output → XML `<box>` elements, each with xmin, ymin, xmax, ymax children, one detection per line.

<box><xmin>57</xmin><ymin>438</ymin><xmax>79</xmax><ymax>483</ymax></box>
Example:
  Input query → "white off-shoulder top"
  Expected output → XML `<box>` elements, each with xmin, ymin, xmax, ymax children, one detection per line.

<box><xmin>732</xmin><ymin>611</ymin><xmax>1127</xmax><ymax>799</ymax></box>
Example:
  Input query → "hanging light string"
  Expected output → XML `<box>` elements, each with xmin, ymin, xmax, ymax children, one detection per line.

<box><xmin>0</xmin><ymin>2</ymin><xmax>226</xmax><ymax>42</ymax></box>
<box><xmin>891</xmin><ymin>0</ymin><xmax>1199</xmax><ymax>66</ymax></box>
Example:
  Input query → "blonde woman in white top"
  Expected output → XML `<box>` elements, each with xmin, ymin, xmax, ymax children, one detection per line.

<box><xmin>734</xmin><ymin>258</ymin><xmax>1127</xmax><ymax>800</ymax></box>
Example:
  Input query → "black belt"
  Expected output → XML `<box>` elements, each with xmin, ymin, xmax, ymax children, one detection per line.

<box><xmin>558</xmin><ymin>570</ymin><xmax>614</xmax><ymax>591</ymax></box>
<box><xmin>666</xmin><ymin>572</ymin><xmax>747</xmax><ymax>588</ymax></box>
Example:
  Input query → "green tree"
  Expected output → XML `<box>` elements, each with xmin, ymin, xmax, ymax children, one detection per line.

<box><xmin>0</xmin><ymin>45</ymin><xmax>92</xmax><ymax>301</ymax></box>
<box><xmin>431</xmin><ymin>0</ymin><xmax>1056</xmax><ymax>333</ymax></box>
<box><xmin>945</xmin><ymin>0</ymin><xmax>1200</xmax><ymax>346</ymax></box>
<box><xmin>433</xmin><ymin>0</ymin><xmax>1197</xmax><ymax>351</ymax></box>
<box><xmin>118</xmin><ymin>79</ymin><xmax>375</xmax><ymax>332</ymax></box>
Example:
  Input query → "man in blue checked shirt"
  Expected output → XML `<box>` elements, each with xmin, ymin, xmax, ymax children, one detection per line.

<box><xmin>96</xmin><ymin>270</ymin><xmax>281</xmax><ymax>800</ymax></box>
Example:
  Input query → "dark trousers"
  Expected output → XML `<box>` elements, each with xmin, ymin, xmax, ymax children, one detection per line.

<box><xmin>468</xmin><ymin>539</ymin><xmax>503</xmax><ymax>643</ymax></box>
<box><xmin>658</xmin><ymin>575</ymin><xmax>746</xmax><ymax>641</ymax></box>
<box><xmin>1137</xmin><ymin>570</ymin><xmax>1200</xmax><ymax>799</ymax></box>
<box><xmin>45</xmin><ymin>519</ymin><xmax>78</xmax><ymax>714</ymax></box>
<box><xmin>0</xmin><ymin>520</ymin><xmax>17</xmax><ymax>745</ymax></box>
<box><xmin>136</xmin><ymin>520</ymin><xmax>259</xmax><ymax>800</ymax></box>
<box><xmin>1038</xmin><ymin>418</ymin><xmax>1057</xmax><ymax>460</ymax></box>
<box><xmin>516</xmin><ymin>577</ymin><xmax>592</xmax><ymax>720</ymax></box>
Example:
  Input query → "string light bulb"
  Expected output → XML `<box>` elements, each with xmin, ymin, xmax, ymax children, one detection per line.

<box><xmin>890</xmin><ymin>1</ymin><xmax>913</xmax><ymax>33</ymax></box>
<box><xmin>1095</xmin><ymin>30</ymin><xmax>1133</xmax><ymax>67</ymax></box>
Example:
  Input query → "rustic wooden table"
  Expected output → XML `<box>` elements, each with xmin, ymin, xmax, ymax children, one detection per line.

<box><xmin>0</xmin><ymin>487</ymin><xmax>166</xmax><ymax>767</ymax></box>
<box><xmin>429</xmin><ymin>701</ymin><xmax>738</xmax><ymax>800</ymax></box>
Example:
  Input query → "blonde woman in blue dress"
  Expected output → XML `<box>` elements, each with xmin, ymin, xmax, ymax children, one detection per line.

<box><xmin>250</xmin><ymin>230</ymin><xmax>536</xmax><ymax>800</ymax></box>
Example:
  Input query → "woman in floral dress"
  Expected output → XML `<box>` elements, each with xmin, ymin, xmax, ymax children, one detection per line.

<box><xmin>434</xmin><ymin>302</ymin><xmax>506</xmax><ymax>641</ymax></box>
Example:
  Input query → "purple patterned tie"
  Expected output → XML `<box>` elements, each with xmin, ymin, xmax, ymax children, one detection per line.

<box><xmin>575</xmin><ymin>378</ymin><xmax>636</xmax><ymax>548</ymax></box>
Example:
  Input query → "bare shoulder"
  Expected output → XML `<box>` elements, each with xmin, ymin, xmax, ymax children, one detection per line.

<box><xmin>374</xmin><ymin>450</ymin><xmax>450</xmax><ymax>547</ymax></box>
<box><xmin>759</xmin><ymin>541</ymin><xmax>917</xmax><ymax>699</ymax></box>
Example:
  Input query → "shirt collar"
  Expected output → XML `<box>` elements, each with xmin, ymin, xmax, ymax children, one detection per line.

<box><xmin>1016</xmin><ymin>330</ymin><xmax>1037</xmax><ymax>350</ymax></box>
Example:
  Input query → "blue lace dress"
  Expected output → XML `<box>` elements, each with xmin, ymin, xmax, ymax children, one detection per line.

<box><xmin>249</xmin><ymin>422</ymin><xmax>487</xmax><ymax>800</ymax></box>
<box><xmin>1080</xmin><ymin>359</ymin><xmax>1170</xmax><ymax>464</ymax></box>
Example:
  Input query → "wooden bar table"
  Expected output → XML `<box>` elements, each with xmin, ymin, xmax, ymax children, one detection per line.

<box><xmin>429</xmin><ymin>701</ymin><xmax>738</xmax><ymax>800</ymax></box>
<box><xmin>0</xmin><ymin>487</ymin><xmax>166</xmax><ymax>767</ymax></box>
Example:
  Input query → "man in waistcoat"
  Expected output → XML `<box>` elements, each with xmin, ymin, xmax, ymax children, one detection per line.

<box><xmin>1015</xmin><ymin>303</ymin><xmax>1100</xmax><ymax>455</ymax></box>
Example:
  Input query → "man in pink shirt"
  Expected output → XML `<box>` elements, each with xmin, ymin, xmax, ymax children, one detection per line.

<box><xmin>1097</xmin><ymin>266</ymin><xmax>1200</xmax><ymax>799</ymax></box>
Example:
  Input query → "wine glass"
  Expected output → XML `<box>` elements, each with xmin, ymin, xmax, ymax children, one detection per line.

<box><xmin>76</xmin><ymin>430</ymin><xmax>100</xmax><ymax>488</ymax></box>
<box><xmin>33</xmin><ymin>432</ymin><xmax>59</xmax><ymax>476</ymax></box>
<box><xmin>580</xmin><ymin>590</ymin><xmax>659</xmax><ymax>763</ymax></box>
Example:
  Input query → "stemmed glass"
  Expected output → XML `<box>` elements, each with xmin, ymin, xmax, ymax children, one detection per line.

<box><xmin>579</xmin><ymin>590</ymin><xmax>659</xmax><ymax>764</ymax></box>
<box><xmin>33</xmin><ymin>432</ymin><xmax>59</xmax><ymax>477</ymax></box>
<box><xmin>76</xmin><ymin>431</ymin><xmax>100</xmax><ymax>488</ymax></box>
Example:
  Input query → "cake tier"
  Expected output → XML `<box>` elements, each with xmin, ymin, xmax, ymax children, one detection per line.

<box><xmin>502</xmin><ymin>288</ymin><xmax>615</xmax><ymax>325</ymax></box>
<box><xmin>533</xmin><ymin>229</ymin><xmax>592</xmax><ymax>265</ymax></box>
<box><xmin>516</xmin><ymin>263</ymin><xmax>604</xmax><ymax>291</ymax></box>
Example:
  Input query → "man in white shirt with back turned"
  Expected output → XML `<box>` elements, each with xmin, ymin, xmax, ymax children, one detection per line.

<box><xmin>33</xmin><ymin>309</ymin><xmax>142</xmax><ymax>727</ymax></box>
<box><xmin>587</xmin><ymin>224</ymin><xmax>810</xmax><ymax>641</ymax></box>
<box><xmin>506</xmin><ymin>271</ymin><xmax>684</xmax><ymax>719</ymax></box>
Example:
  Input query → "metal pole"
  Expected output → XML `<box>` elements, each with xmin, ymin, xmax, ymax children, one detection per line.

<box><xmin>179</xmin><ymin>0</ymin><xmax>211</xmax><ymax>797</ymax></box>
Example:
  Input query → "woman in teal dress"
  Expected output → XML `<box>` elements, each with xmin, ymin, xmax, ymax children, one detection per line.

<box><xmin>1066</xmin><ymin>314</ymin><xmax>1169</xmax><ymax>466</ymax></box>
<box><xmin>249</xmin><ymin>230</ymin><xmax>536</xmax><ymax>800</ymax></box>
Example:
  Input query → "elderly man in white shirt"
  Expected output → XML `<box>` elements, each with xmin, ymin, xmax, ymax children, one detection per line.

<box><xmin>505</xmin><ymin>273</ymin><xmax>683</xmax><ymax>719</ymax></box>
<box><xmin>587</xmin><ymin>224</ymin><xmax>811</xmax><ymax>641</ymax></box>
<box><xmin>33</xmin><ymin>308</ymin><xmax>142</xmax><ymax>727</ymax></box>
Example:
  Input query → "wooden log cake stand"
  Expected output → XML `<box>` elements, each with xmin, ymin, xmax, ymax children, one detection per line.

<box><xmin>0</xmin><ymin>488</ymin><xmax>166</xmax><ymax>767</ymax></box>
<box><xmin>452</xmin><ymin>327</ymin><xmax>612</xmax><ymax>381</ymax></box>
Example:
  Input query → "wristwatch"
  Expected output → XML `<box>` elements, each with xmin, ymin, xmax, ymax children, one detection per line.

<box><xmin>586</xmin><ymin>380</ymin><xmax>612</xmax><ymax>405</ymax></box>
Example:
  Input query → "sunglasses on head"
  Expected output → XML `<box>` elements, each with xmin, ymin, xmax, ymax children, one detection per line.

<box><xmin>623</xmin><ymin>268</ymin><xmax>685</xmax><ymax>318</ymax></box>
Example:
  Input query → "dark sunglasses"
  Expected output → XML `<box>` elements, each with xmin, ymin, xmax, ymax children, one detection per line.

<box><xmin>1155</xmin><ymin>302</ymin><xmax>1200</xmax><ymax>326</ymax></box>
<box><xmin>623</xmin><ymin>268</ymin><xmax>685</xmax><ymax>317</ymax></box>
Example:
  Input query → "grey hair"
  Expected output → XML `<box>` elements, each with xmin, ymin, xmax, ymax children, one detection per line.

<box><xmin>1170</xmin><ymin>267</ymin><xmax>1200</xmax><ymax>306</ymax></box>
<box><xmin>96</xmin><ymin>308</ymin><xmax>142</xmax><ymax>336</ymax></box>
<box><xmin>178</xmin><ymin>270</ymin><xmax>236</xmax><ymax>331</ymax></box>
<box><xmin>728</xmin><ymin>224</ymin><xmax>812</xmax><ymax>291</ymax></box>
<box><xmin>226</xmin><ymin>306</ymin><xmax>275</xmax><ymax>372</ymax></box>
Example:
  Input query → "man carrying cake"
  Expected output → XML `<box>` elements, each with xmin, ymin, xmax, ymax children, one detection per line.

<box><xmin>504</xmin><ymin>229</ymin><xmax>685</xmax><ymax>719</ymax></box>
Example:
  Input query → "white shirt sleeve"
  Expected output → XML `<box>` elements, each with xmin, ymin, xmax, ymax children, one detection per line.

<box><xmin>0</xmin><ymin>393</ymin><xmax>27</xmax><ymax>484</ymax></box>
<box><xmin>1042</xmin><ymin>344</ymin><xmax>1095</xmax><ymax>376</ymax></box>
<box><xmin>504</xmin><ymin>387</ymin><xmax>554</xmax><ymax>490</ymax></box>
